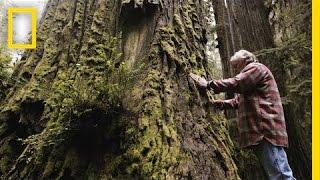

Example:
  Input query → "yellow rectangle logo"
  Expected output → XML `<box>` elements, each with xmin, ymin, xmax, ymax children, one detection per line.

<box><xmin>7</xmin><ymin>7</ymin><xmax>37</xmax><ymax>49</ymax></box>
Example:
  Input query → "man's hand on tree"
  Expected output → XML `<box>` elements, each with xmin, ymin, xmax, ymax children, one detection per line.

<box><xmin>189</xmin><ymin>73</ymin><xmax>208</xmax><ymax>88</ymax></box>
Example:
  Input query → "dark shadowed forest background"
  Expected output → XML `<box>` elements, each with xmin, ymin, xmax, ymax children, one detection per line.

<box><xmin>0</xmin><ymin>0</ymin><xmax>311</xmax><ymax>179</ymax></box>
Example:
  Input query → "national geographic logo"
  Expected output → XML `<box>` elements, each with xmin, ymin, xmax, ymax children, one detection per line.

<box><xmin>7</xmin><ymin>7</ymin><xmax>37</xmax><ymax>49</ymax></box>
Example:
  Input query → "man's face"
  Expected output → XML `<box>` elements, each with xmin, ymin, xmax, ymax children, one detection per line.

<box><xmin>231</xmin><ymin>59</ymin><xmax>247</xmax><ymax>74</ymax></box>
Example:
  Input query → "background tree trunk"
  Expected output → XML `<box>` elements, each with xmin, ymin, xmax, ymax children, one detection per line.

<box><xmin>0</xmin><ymin>0</ymin><xmax>240</xmax><ymax>179</ymax></box>
<box><xmin>213</xmin><ymin>0</ymin><xmax>311</xmax><ymax>179</ymax></box>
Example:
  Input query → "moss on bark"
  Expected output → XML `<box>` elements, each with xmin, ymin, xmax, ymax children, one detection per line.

<box><xmin>0</xmin><ymin>0</ymin><xmax>240</xmax><ymax>179</ymax></box>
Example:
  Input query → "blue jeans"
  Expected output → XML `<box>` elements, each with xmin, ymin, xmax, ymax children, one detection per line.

<box><xmin>252</xmin><ymin>140</ymin><xmax>296</xmax><ymax>180</ymax></box>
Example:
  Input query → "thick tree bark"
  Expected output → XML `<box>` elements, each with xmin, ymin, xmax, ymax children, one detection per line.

<box><xmin>0</xmin><ymin>0</ymin><xmax>240</xmax><ymax>179</ymax></box>
<box><xmin>213</xmin><ymin>0</ymin><xmax>311</xmax><ymax>179</ymax></box>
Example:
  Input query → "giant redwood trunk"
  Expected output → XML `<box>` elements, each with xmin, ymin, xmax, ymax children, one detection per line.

<box><xmin>0</xmin><ymin>0</ymin><xmax>240</xmax><ymax>179</ymax></box>
<box><xmin>213</xmin><ymin>0</ymin><xmax>311</xmax><ymax>179</ymax></box>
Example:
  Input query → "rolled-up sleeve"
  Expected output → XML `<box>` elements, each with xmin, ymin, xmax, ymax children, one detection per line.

<box><xmin>208</xmin><ymin>64</ymin><xmax>264</xmax><ymax>94</ymax></box>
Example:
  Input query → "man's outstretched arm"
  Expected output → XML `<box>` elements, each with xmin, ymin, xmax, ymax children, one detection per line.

<box><xmin>212</xmin><ymin>95</ymin><xmax>239</xmax><ymax>110</ymax></box>
<box><xmin>208</xmin><ymin>64</ymin><xmax>264</xmax><ymax>94</ymax></box>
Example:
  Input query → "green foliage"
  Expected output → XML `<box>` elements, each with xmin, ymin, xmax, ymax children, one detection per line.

<box><xmin>0</xmin><ymin>45</ymin><xmax>12</xmax><ymax>100</ymax></box>
<box><xmin>95</xmin><ymin>60</ymin><xmax>144</xmax><ymax>108</ymax></box>
<box><xmin>20</xmin><ymin>122</ymin><xmax>65</xmax><ymax>151</ymax></box>
<box><xmin>20</xmin><ymin>34</ymin><xmax>144</xmax><ymax>160</ymax></box>
<box><xmin>0</xmin><ymin>46</ymin><xmax>12</xmax><ymax>81</ymax></box>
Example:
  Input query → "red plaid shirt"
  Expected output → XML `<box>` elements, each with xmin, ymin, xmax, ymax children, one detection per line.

<box><xmin>209</xmin><ymin>62</ymin><xmax>288</xmax><ymax>148</ymax></box>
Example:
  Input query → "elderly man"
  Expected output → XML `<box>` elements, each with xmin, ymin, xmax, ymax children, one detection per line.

<box><xmin>190</xmin><ymin>50</ymin><xmax>295</xmax><ymax>180</ymax></box>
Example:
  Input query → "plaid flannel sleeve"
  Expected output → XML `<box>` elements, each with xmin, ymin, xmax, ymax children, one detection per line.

<box><xmin>208</xmin><ymin>64</ymin><xmax>264</xmax><ymax>94</ymax></box>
